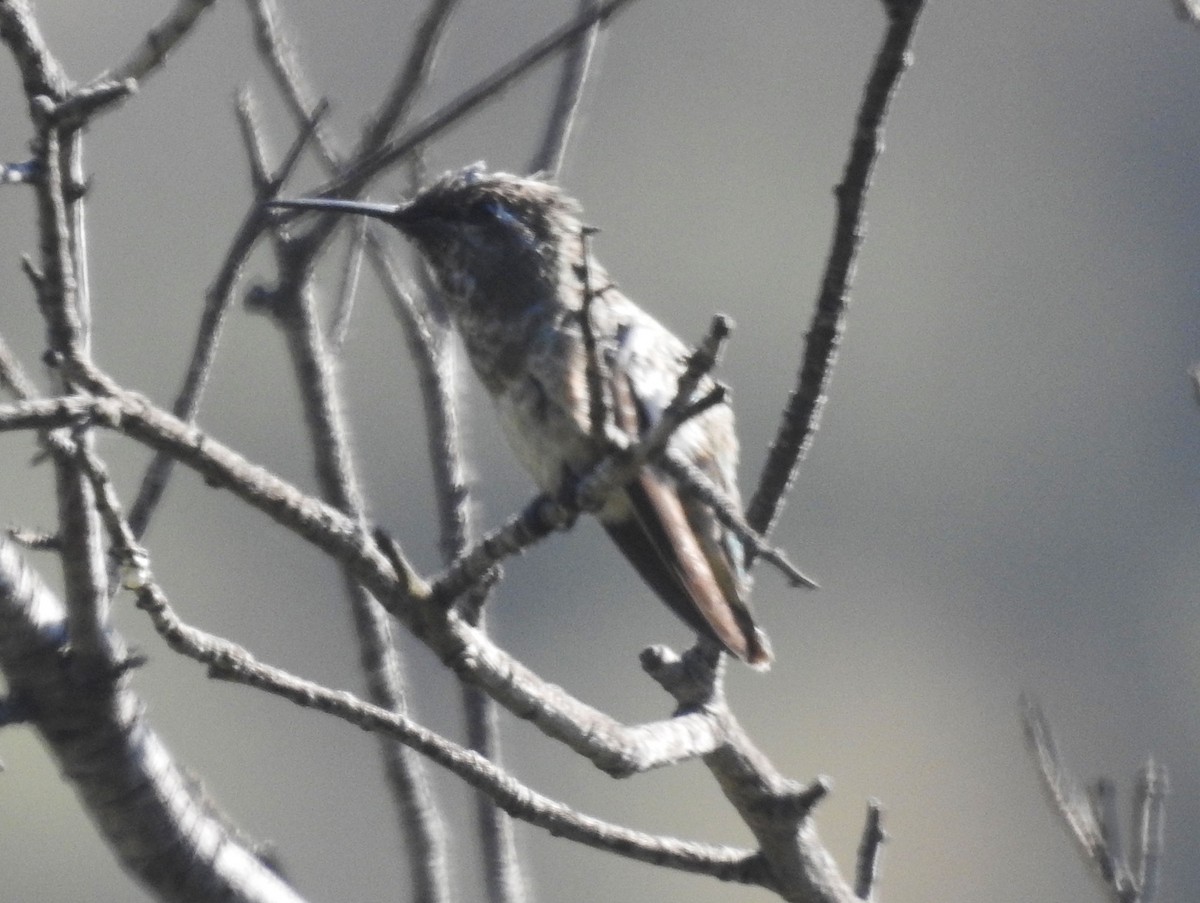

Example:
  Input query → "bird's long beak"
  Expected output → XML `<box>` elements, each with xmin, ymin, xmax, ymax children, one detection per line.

<box><xmin>266</xmin><ymin>197</ymin><xmax>404</xmax><ymax>223</ymax></box>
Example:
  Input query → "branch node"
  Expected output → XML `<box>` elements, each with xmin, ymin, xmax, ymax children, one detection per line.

<box><xmin>642</xmin><ymin>640</ymin><xmax>723</xmax><ymax>708</ymax></box>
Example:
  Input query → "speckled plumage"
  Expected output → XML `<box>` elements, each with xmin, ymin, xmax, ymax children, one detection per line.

<box><xmin>274</xmin><ymin>167</ymin><xmax>771</xmax><ymax>667</ymax></box>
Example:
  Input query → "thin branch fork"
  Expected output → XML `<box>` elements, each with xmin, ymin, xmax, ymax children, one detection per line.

<box><xmin>1021</xmin><ymin>697</ymin><xmax>1167</xmax><ymax>903</ymax></box>
<box><xmin>320</xmin><ymin>0</ymin><xmax>645</xmax><ymax>200</ymax></box>
<box><xmin>0</xmin><ymin>389</ymin><xmax>731</xmax><ymax>776</ymax></box>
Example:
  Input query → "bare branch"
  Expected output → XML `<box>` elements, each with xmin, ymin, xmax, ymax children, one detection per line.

<box><xmin>1020</xmin><ymin>696</ymin><xmax>1169</xmax><ymax>903</ymax></box>
<box><xmin>577</xmin><ymin>227</ymin><xmax>610</xmax><ymax>443</ymax></box>
<box><xmin>352</xmin><ymin>0</ymin><xmax>462</xmax><ymax>159</ymax></box>
<box><xmin>1021</xmin><ymin>697</ymin><xmax>1108</xmax><ymax>870</ymax></box>
<box><xmin>747</xmin><ymin>0</ymin><xmax>924</xmax><ymax>537</ymax></box>
<box><xmin>529</xmin><ymin>0</ymin><xmax>601</xmax><ymax>177</ymax></box>
<box><xmin>328</xmin><ymin>215</ymin><xmax>367</xmax><ymax>352</ymax></box>
<box><xmin>0</xmin><ymin>0</ymin><xmax>69</xmax><ymax>105</ymax></box>
<box><xmin>0</xmin><ymin>330</ymin><xmax>37</xmax><ymax>400</ymax></box>
<box><xmin>124</xmin><ymin>101</ymin><xmax>324</xmax><ymax>540</ymax></box>
<box><xmin>1089</xmin><ymin>778</ymin><xmax>1123</xmax><ymax>886</ymax></box>
<box><xmin>259</xmin><ymin>267</ymin><xmax>452</xmax><ymax>903</ymax></box>
<box><xmin>1133</xmin><ymin>760</ymin><xmax>1168</xmax><ymax>903</ymax></box>
<box><xmin>47</xmin><ymin>78</ymin><xmax>136</xmax><ymax>129</ymax></box>
<box><xmin>0</xmin><ymin>540</ymin><xmax>304</xmax><ymax>903</ymax></box>
<box><xmin>854</xmin><ymin>800</ymin><xmax>886</xmax><ymax>900</ymax></box>
<box><xmin>234</xmin><ymin>87</ymin><xmax>272</xmax><ymax>193</ymax></box>
<box><xmin>102</xmin><ymin>0</ymin><xmax>220</xmax><ymax>84</ymax></box>
<box><xmin>245</xmin><ymin>0</ymin><xmax>342</xmax><ymax>158</ymax></box>
<box><xmin>326</xmin><ymin>0</ymin><xmax>647</xmax><ymax>198</ymax></box>
<box><xmin>119</xmin><ymin>550</ymin><xmax>769</xmax><ymax>886</ymax></box>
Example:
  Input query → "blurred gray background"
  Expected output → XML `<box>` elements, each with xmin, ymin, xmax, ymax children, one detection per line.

<box><xmin>0</xmin><ymin>2</ymin><xmax>1197</xmax><ymax>901</ymax></box>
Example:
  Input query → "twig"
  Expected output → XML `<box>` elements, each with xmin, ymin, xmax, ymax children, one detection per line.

<box><xmin>1021</xmin><ymin>696</ymin><xmax>1165</xmax><ymax>903</ymax></box>
<box><xmin>102</xmin><ymin>0</ymin><xmax>220</xmax><ymax>84</ymax></box>
<box><xmin>854</xmin><ymin>800</ymin><xmax>886</xmax><ymax>899</ymax></box>
<box><xmin>0</xmin><ymin>331</ymin><xmax>37</xmax><ymax>400</ymax></box>
<box><xmin>660</xmin><ymin>450</ymin><xmax>817</xmax><ymax>589</ymax></box>
<box><xmin>124</xmin><ymin>101</ymin><xmax>324</xmax><ymax>539</ymax></box>
<box><xmin>364</xmin><ymin>235</ymin><xmax>524</xmax><ymax>902</ymax></box>
<box><xmin>245</xmin><ymin>0</ymin><xmax>341</xmax><ymax>159</ymax></box>
<box><xmin>47</xmin><ymin>78</ymin><xmax>136</xmax><ymax>129</ymax></box>
<box><xmin>92</xmin><ymin>529</ymin><xmax>770</xmax><ymax>885</ymax></box>
<box><xmin>263</xmin><ymin>263</ymin><xmax>452</xmax><ymax>903</ymax></box>
<box><xmin>234</xmin><ymin>87</ymin><xmax>271</xmax><ymax>192</ymax></box>
<box><xmin>528</xmin><ymin>0</ymin><xmax>601</xmax><ymax>177</ymax></box>
<box><xmin>746</xmin><ymin>0</ymin><xmax>924</xmax><ymax>538</ymax></box>
<box><xmin>351</xmin><ymin>0</ymin><xmax>462</xmax><ymax>159</ymax></box>
<box><xmin>328</xmin><ymin>215</ymin><xmax>367</xmax><ymax>352</ymax></box>
<box><xmin>0</xmin><ymin>540</ymin><xmax>304</xmax><ymax>903</ymax></box>
<box><xmin>324</xmin><ymin>0</ymin><xmax>646</xmax><ymax>199</ymax></box>
<box><xmin>577</xmin><ymin>226</ymin><xmax>609</xmax><ymax>442</ymax></box>
<box><xmin>1133</xmin><ymin>760</ymin><xmax>1167</xmax><ymax>903</ymax></box>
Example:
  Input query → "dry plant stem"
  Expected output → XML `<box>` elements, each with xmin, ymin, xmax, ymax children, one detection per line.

<box><xmin>328</xmin><ymin>214</ymin><xmax>366</xmax><ymax>351</ymax></box>
<box><xmin>255</xmin><ymin>0</ymin><xmax>525</xmax><ymax>883</ymax></box>
<box><xmin>854</xmin><ymin>801</ymin><xmax>885</xmax><ymax>900</ymax></box>
<box><xmin>235</xmin><ymin>88</ymin><xmax>272</xmax><ymax>191</ymax></box>
<box><xmin>577</xmin><ymin>227</ymin><xmax>609</xmax><ymax>442</ymax></box>
<box><xmin>1021</xmin><ymin>697</ymin><xmax>1167</xmax><ymax>903</ymax></box>
<box><xmin>0</xmin><ymin>390</ymin><xmax>859</xmax><ymax>900</ymax></box>
<box><xmin>0</xmin><ymin>391</ymin><xmax>728</xmax><ymax>773</ymax></box>
<box><xmin>529</xmin><ymin>0</ymin><xmax>601</xmax><ymax>177</ymax></box>
<box><xmin>124</xmin><ymin>104</ymin><xmax>321</xmax><ymax>539</ymax></box>
<box><xmin>24</xmin><ymin>67</ymin><xmax>112</xmax><ymax>661</ymax></box>
<box><xmin>350</xmin><ymin>0</ymin><xmax>462</xmax><ymax>158</ymax></box>
<box><xmin>128</xmin><ymin>574</ymin><xmax>768</xmax><ymax>886</ymax></box>
<box><xmin>102</xmin><ymin>0</ymin><xmax>219</xmax><ymax>84</ymax></box>
<box><xmin>246</xmin><ymin>0</ymin><xmax>341</xmax><ymax>157</ymax></box>
<box><xmin>364</xmin><ymin>237</ymin><xmax>526</xmax><ymax>903</ymax></box>
<box><xmin>0</xmin><ymin>542</ymin><xmax>305</xmax><ymax>903</ymax></box>
<box><xmin>77</xmin><ymin>451</ymin><xmax>763</xmax><ymax>887</ymax></box>
<box><xmin>267</xmin><ymin>268</ymin><xmax>451</xmax><ymax>903</ymax></box>
<box><xmin>746</xmin><ymin>0</ymin><xmax>923</xmax><ymax>537</ymax></box>
<box><xmin>248</xmin><ymin>2</ymin><xmax>511</xmax><ymax>892</ymax></box>
<box><xmin>0</xmin><ymin>331</ymin><xmax>37</xmax><ymax>400</ymax></box>
<box><xmin>324</xmin><ymin>0</ymin><xmax>646</xmax><ymax>200</ymax></box>
<box><xmin>1134</xmin><ymin>762</ymin><xmax>1167</xmax><ymax>903</ymax></box>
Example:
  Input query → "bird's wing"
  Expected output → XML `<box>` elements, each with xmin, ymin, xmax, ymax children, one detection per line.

<box><xmin>601</xmin><ymin>312</ymin><xmax>771</xmax><ymax>667</ymax></box>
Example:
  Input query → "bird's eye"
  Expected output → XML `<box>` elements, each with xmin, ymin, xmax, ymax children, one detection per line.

<box><xmin>481</xmin><ymin>201</ymin><xmax>520</xmax><ymax>229</ymax></box>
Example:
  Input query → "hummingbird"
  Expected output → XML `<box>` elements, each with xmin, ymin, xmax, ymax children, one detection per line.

<box><xmin>270</xmin><ymin>166</ymin><xmax>774</xmax><ymax>668</ymax></box>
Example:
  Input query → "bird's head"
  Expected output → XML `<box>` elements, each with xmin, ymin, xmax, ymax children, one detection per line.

<box><xmin>269</xmin><ymin>166</ymin><xmax>583</xmax><ymax>315</ymax></box>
